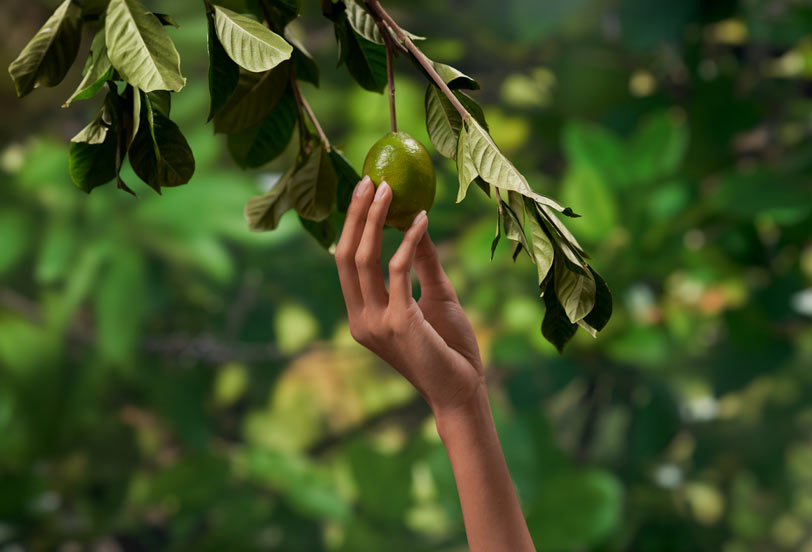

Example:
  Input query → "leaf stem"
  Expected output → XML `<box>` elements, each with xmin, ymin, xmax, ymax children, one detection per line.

<box><xmin>364</xmin><ymin>0</ymin><xmax>469</xmax><ymax>121</ymax></box>
<box><xmin>291</xmin><ymin>76</ymin><xmax>331</xmax><ymax>152</ymax></box>
<box><xmin>371</xmin><ymin>8</ymin><xmax>397</xmax><ymax>132</ymax></box>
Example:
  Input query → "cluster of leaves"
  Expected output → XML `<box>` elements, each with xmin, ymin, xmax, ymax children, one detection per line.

<box><xmin>8</xmin><ymin>0</ymin><xmax>195</xmax><ymax>195</ymax></box>
<box><xmin>8</xmin><ymin>0</ymin><xmax>611</xmax><ymax>350</ymax></box>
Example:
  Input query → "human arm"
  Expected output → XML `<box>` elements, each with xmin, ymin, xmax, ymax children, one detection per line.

<box><xmin>333</xmin><ymin>175</ymin><xmax>536</xmax><ymax>552</ymax></box>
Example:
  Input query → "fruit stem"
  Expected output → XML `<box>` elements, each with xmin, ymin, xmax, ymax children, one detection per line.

<box><xmin>364</xmin><ymin>0</ymin><xmax>469</xmax><ymax>122</ymax></box>
<box><xmin>373</xmin><ymin>11</ymin><xmax>398</xmax><ymax>133</ymax></box>
<box><xmin>291</xmin><ymin>72</ymin><xmax>331</xmax><ymax>152</ymax></box>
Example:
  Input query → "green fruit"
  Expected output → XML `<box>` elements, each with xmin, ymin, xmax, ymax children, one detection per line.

<box><xmin>362</xmin><ymin>131</ymin><xmax>436</xmax><ymax>230</ymax></box>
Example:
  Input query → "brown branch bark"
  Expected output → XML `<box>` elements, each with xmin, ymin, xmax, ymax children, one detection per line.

<box><xmin>291</xmin><ymin>76</ymin><xmax>331</xmax><ymax>152</ymax></box>
<box><xmin>364</xmin><ymin>0</ymin><xmax>469</xmax><ymax>121</ymax></box>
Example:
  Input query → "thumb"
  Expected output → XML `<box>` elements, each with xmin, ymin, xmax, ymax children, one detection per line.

<box><xmin>414</xmin><ymin>232</ymin><xmax>457</xmax><ymax>302</ymax></box>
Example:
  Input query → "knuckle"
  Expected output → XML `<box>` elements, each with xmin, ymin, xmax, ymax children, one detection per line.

<box><xmin>334</xmin><ymin>247</ymin><xmax>350</xmax><ymax>265</ymax></box>
<box><xmin>388</xmin><ymin>257</ymin><xmax>409</xmax><ymax>274</ymax></box>
<box><xmin>349</xmin><ymin>322</ymin><xmax>371</xmax><ymax>345</ymax></box>
<box><xmin>354</xmin><ymin>249</ymin><xmax>375</xmax><ymax>268</ymax></box>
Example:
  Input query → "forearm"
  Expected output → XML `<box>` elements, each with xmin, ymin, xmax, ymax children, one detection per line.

<box><xmin>435</xmin><ymin>387</ymin><xmax>536</xmax><ymax>552</ymax></box>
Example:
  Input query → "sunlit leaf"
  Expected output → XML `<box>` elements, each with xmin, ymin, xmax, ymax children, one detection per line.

<box><xmin>105</xmin><ymin>0</ymin><xmax>186</xmax><ymax>92</ymax></box>
<box><xmin>432</xmin><ymin>61</ymin><xmax>479</xmax><ymax>90</ymax></box>
<box><xmin>554</xmin><ymin>253</ymin><xmax>596</xmax><ymax>324</ymax></box>
<box><xmin>213</xmin><ymin>4</ymin><xmax>292</xmax><ymax>73</ymax></box>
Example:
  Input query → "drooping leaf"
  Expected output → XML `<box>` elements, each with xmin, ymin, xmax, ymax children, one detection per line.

<box><xmin>299</xmin><ymin>215</ymin><xmax>336</xmax><ymax>250</ymax></box>
<box><xmin>207</xmin><ymin>11</ymin><xmax>240</xmax><ymax>121</ymax></box>
<box><xmin>541</xmin><ymin>275</ymin><xmax>578</xmax><ymax>354</ymax></box>
<box><xmin>500</xmin><ymin>198</ymin><xmax>532</xmax><ymax>259</ymax></box>
<box><xmin>524</xmin><ymin>199</ymin><xmax>555</xmax><ymax>287</ymax></box>
<box><xmin>8</xmin><ymin>0</ymin><xmax>83</xmax><ymax>97</ymax></box>
<box><xmin>213</xmin><ymin>4</ymin><xmax>292</xmax><ymax>73</ymax></box>
<box><xmin>64</xmin><ymin>28</ymin><xmax>113</xmax><ymax>107</ymax></box>
<box><xmin>245</xmin><ymin>168</ymin><xmax>295</xmax><ymax>231</ymax></box>
<box><xmin>426</xmin><ymin>85</ymin><xmax>489</xmax><ymax>160</ymax></box>
<box><xmin>491</xmin><ymin>205</ymin><xmax>502</xmax><ymax>261</ymax></box>
<box><xmin>105</xmin><ymin>0</ymin><xmax>186</xmax><ymax>92</ymax></box>
<box><xmin>147</xmin><ymin>90</ymin><xmax>170</xmax><ymax>118</ymax></box>
<box><xmin>227</xmin><ymin>91</ymin><xmax>297</xmax><ymax>168</ymax></box>
<box><xmin>554</xmin><ymin>252</ymin><xmax>596</xmax><ymax>324</ymax></box>
<box><xmin>582</xmin><ymin>267</ymin><xmax>612</xmax><ymax>332</ymax></box>
<box><xmin>455</xmin><ymin>126</ymin><xmax>477</xmax><ymax>202</ymax></box>
<box><xmin>289</xmin><ymin>143</ymin><xmax>337</xmax><ymax>221</ymax></box>
<box><xmin>214</xmin><ymin>64</ymin><xmax>290</xmax><ymax>133</ymax></box>
<box><xmin>69</xmin><ymin>104</ymin><xmax>117</xmax><ymax>192</ymax></box>
<box><xmin>285</xmin><ymin>27</ymin><xmax>320</xmax><ymax>86</ymax></box>
<box><xmin>338</xmin><ymin>19</ymin><xmax>386</xmax><ymax>93</ymax></box>
<box><xmin>130</xmin><ymin>84</ymin><xmax>141</xmax><ymax>145</ymax></box>
<box><xmin>464</xmin><ymin>118</ymin><xmax>570</xmax><ymax>214</ymax></box>
<box><xmin>344</xmin><ymin>0</ymin><xmax>382</xmax><ymax>43</ymax></box>
<box><xmin>329</xmin><ymin>149</ymin><xmax>361</xmax><ymax>213</ymax></box>
<box><xmin>129</xmin><ymin>93</ymin><xmax>195</xmax><ymax>192</ymax></box>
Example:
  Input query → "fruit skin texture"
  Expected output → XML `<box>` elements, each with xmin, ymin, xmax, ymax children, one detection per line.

<box><xmin>362</xmin><ymin>132</ymin><xmax>436</xmax><ymax>230</ymax></box>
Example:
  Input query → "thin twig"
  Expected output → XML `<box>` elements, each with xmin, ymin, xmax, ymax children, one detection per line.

<box><xmin>371</xmin><ymin>9</ymin><xmax>397</xmax><ymax>132</ymax></box>
<box><xmin>291</xmin><ymin>76</ymin><xmax>331</xmax><ymax>152</ymax></box>
<box><xmin>364</xmin><ymin>0</ymin><xmax>469</xmax><ymax>121</ymax></box>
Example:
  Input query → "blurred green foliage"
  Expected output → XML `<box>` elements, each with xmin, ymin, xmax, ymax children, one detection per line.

<box><xmin>1</xmin><ymin>0</ymin><xmax>812</xmax><ymax>551</ymax></box>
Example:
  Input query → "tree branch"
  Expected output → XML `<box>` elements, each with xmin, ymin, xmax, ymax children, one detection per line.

<box><xmin>364</xmin><ymin>0</ymin><xmax>469</xmax><ymax>121</ymax></box>
<box><xmin>291</xmin><ymin>76</ymin><xmax>331</xmax><ymax>152</ymax></box>
<box><xmin>371</xmin><ymin>8</ymin><xmax>398</xmax><ymax>132</ymax></box>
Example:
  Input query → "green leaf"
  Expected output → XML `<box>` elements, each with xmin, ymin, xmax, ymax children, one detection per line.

<box><xmin>541</xmin><ymin>274</ymin><xmax>577</xmax><ymax>354</ymax></box>
<box><xmin>290</xmin><ymin>143</ymin><xmax>338</xmax><ymax>221</ymax></box>
<box><xmin>71</xmin><ymin>108</ymin><xmax>110</xmax><ymax>145</ymax></box>
<box><xmin>500</xmin><ymin>198</ymin><xmax>531</xmax><ymax>258</ymax></box>
<box><xmin>432</xmin><ymin>62</ymin><xmax>479</xmax><ymax>90</ymax></box>
<box><xmin>285</xmin><ymin>27</ymin><xmax>319</xmax><ymax>86</ymax></box>
<box><xmin>8</xmin><ymin>0</ymin><xmax>83</xmax><ymax>97</ymax></box>
<box><xmin>582</xmin><ymin>267</ymin><xmax>612</xmax><ymax>332</ymax></box>
<box><xmin>491</xmin><ymin>205</ymin><xmax>502</xmax><ymax>260</ymax></box>
<box><xmin>344</xmin><ymin>0</ymin><xmax>383</xmax><ymax>43</ymax></box>
<box><xmin>207</xmin><ymin>12</ymin><xmax>240</xmax><ymax>121</ymax></box>
<box><xmin>299</xmin><ymin>215</ymin><xmax>336</xmax><ymax>250</ymax></box>
<box><xmin>554</xmin><ymin>252</ymin><xmax>596</xmax><ymax>324</ymax></box>
<box><xmin>245</xmin><ymin>167</ymin><xmax>295</xmax><ymax>231</ymax></box>
<box><xmin>329</xmin><ymin>149</ymin><xmax>360</xmax><ymax>213</ymax></box>
<box><xmin>464</xmin><ymin>118</ymin><xmax>569</xmax><ymax>214</ymax></box>
<box><xmin>147</xmin><ymin>89</ymin><xmax>170</xmax><ymax>118</ymax></box>
<box><xmin>214</xmin><ymin>64</ymin><xmax>290</xmax><ymax>133</ymax></box>
<box><xmin>560</xmin><ymin>165</ymin><xmax>617</xmax><ymax>243</ymax></box>
<box><xmin>227</xmin><ymin>91</ymin><xmax>297</xmax><ymax>168</ymax></box>
<box><xmin>455</xmin><ymin>125</ymin><xmax>477</xmax><ymax>202</ymax></box>
<box><xmin>129</xmin><ymin>94</ymin><xmax>195</xmax><ymax>192</ymax></box>
<box><xmin>64</xmin><ymin>28</ymin><xmax>113</xmax><ymax>107</ymax></box>
<box><xmin>265</xmin><ymin>0</ymin><xmax>300</xmax><ymax>29</ymax></box>
<box><xmin>213</xmin><ymin>4</ymin><xmax>292</xmax><ymax>73</ymax></box>
<box><xmin>627</xmin><ymin>110</ymin><xmax>689</xmax><ymax>184</ymax></box>
<box><xmin>426</xmin><ymin>85</ymin><xmax>489</xmax><ymax>160</ymax></box>
<box><xmin>105</xmin><ymin>0</ymin><xmax>186</xmax><ymax>92</ymax></box>
<box><xmin>153</xmin><ymin>12</ymin><xmax>180</xmax><ymax>28</ymax></box>
<box><xmin>524</xmin><ymin>199</ymin><xmax>555</xmax><ymax>287</ymax></box>
<box><xmin>339</xmin><ymin>19</ymin><xmax>386</xmax><ymax>93</ymax></box>
<box><xmin>69</xmin><ymin>130</ymin><xmax>117</xmax><ymax>193</ymax></box>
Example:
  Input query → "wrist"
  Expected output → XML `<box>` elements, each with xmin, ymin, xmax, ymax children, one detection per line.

<box><xmin>433</xmin><ymin>381</ymin><xmax>492</xmax><ymax>443</ymax></box>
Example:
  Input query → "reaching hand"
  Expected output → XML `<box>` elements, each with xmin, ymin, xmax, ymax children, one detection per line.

<box><xmin>334</xmin><ymin>176</ymin><xmax>485</xmax><ymax>417</ymax></box>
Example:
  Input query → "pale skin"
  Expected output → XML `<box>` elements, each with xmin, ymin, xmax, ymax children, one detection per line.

<box><xmin>334</xmin><ymin>175</ymin><xmax>536</xmax><ymax>552</ymax></box>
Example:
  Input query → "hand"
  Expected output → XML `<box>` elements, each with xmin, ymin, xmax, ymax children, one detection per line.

<box><xmin>334</xmin><ymin>176</ymin><xmax>485</xmax><ymax>417</ymax></box>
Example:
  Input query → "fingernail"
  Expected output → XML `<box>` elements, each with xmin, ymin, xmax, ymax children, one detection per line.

<box><xmin>355</xmin><ymin>176</ymin><xmax>371</xmax><ymax>197</ymax></box>
<box><xmin>374</xmin><ymin>181</ymin><xmax>390</xmax><ymax>202</ymax></box>
<box><xmin>412</xmin><ymin>210</ymin><xmax>427</xmax><ymax>226</ymax></box>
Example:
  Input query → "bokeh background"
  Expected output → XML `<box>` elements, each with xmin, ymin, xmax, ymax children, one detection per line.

<box><xmin>2</xmin><ymin>0</ymin><xmax>812</xmax><ymax>550</ymax></box>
